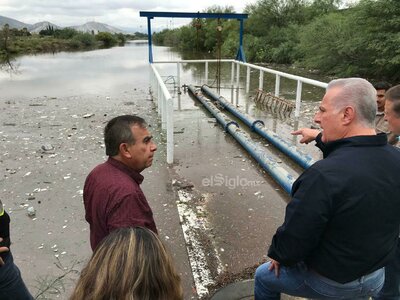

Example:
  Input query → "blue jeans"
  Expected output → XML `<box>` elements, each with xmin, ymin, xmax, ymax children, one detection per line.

<box><xmin>0</xmin><ymin>252</ymin><xmax>34</xmax><ymax>300</ymax></box>
<box><xmin>255</xmin><ymin>261</ymin><xmax>384</xmax><ymax>300</ymax></box>
<box><xmin>373</xmin><ymin>239</ymin><xmax>400</xmax><ymax>300</ymax></box>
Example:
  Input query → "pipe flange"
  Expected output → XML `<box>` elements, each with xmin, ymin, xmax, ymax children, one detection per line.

<box><xmin>224</xmin><ymin>121</ymin><xmax>239</xmax><ymax>132</ymax></box>
<box><xmin>251</xmin><ymin>120</ymin><xmax>264</xmax><ymax>131</ymax></box>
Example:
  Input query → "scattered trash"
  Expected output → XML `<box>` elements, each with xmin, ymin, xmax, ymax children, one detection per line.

<box><xmin>41</xmin><ymin>144</ymin><xmax>55</xmax><ymax>153</ymax></box>
<box><xmin>82</xmin><ymin>113</ymin><xmax>94</xmax><ymax>118</ymax></box>
<box><xmin>27</xmin><ymin>206</ymin><xmax>36</xmax><ymax>217</ymax></box>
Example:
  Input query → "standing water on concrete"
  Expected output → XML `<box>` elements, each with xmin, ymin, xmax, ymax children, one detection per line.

<box><xmin>0</xmin><ymin>42</ymin><xmax>324</xmax><ymax>299</ymax></box>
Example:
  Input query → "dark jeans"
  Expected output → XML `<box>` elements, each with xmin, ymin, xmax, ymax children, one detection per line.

<box><xmin>374</xmin><ymin>239</ymin><xmax>400</xmax><ymax>300</ymax></box>
<box><xmin>0</xmin><ymin>252</ymin><xmax>34</xmax><ymax>300</ymax></box>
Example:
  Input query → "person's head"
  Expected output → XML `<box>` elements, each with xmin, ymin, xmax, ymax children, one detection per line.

<box><xmin>314</xmin><ymin>78</ymin><xmax>376</xmax><ymax>142</ymax></box>
<box><xmin>70</xmin><ymin>227</ymin><xmax>183</xmax><ymax>300</ymax></box>
<box><xmin>104</xmin><ymin>115</ymin><xmax>157</xmax><ymax>172</ymax></box>
<box><xmin>384</xmin><ymin>85</ymin><xmax>400</xmax><ymax>135</ymax></box>
<box><xmin>373</xmin><ymin>81</ymin><xmax>392</xmax><ymax>112</ymax></box>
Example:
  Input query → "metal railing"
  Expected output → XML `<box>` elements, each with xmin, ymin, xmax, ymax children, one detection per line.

<box><xmin>150</xmin><ymin>63</ymin><xmax>174</xmax><ymax>164</ymax></box>
<box><xmin>150</xmin><ymin>59</ymin><xmax>327</xmax><ymax>163</ymax></box>
<box><xmin>153</xmin><ymin>59</ymin><xmax>328</xmax><ymax>117</ymax></box>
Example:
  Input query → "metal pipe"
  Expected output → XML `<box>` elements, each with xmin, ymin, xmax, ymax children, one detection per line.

<box><xmin>188</xmin><ymin>85</ymin><xmax>295</xmax><ymax>194</ymax></box>
<box><xmin>201</xmin><ymin>85</ymin><xmax>316</xmax><ymax>169</ymax></box>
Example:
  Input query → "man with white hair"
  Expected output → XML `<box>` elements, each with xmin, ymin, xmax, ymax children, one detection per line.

<box><xmin>372</xmin><ymin>84</ymin><xmax>400</xmax><ymax>300</ymax></box>
<box><xmin>254</xmin><ymin>78</ymin><xmax>400</xmax><ymax>299</ymax></box>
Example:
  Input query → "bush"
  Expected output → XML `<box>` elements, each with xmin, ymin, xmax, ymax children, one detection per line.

<box><xmin>54</xmin><ymin>28</ymin><xmax>79</xmax><ymax>39</ymax></box>
<box><xmin>95</xmin><ymin>32</ymin><xmax>117</xmax><ymax>47</ymax></box>
<box><xmin>73</xmin><ymin>33</ymin><xmax>96</xmax><ymax>47</ymax></box>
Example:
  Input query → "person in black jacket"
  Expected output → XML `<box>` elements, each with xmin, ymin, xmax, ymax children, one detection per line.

<box><xmin>254</xmin><ymin>78</ymin><xmax>400</xmax><ymax>300</ymax></box>
<box><xmin>0</xmin><ymin>200</ymin><xmax>34</xmax><ymax>300</ymax></box>
<box><xmin>372</xmin><ymin>84</ymin><xmax>400</xmax><ymax>300</ymax></box>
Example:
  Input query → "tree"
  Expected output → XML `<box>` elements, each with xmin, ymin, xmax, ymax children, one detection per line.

<box><xmin>95</xmin><ymin>32</ymin><xmax>117</xmax><ymax>47</ymax></box>
<box><xmin>39</xmin><ymin>25</ymin><xmax>55</xmax><ymax>36</ymax></box>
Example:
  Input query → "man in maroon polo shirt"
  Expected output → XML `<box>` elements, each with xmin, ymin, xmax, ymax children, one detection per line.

<box><xmin>83</xmin><ymin>115</ymin><xmax>158</xmax><ymax>250</ymax></box>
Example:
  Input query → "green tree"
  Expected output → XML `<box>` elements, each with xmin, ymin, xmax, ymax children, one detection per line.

<box><xmin>39</xmin><ymin>25</ymin><xmax>55</xmax><ymax>36</ymax></box>
<box><xmin>353</xmin><ymin>0</ymin><xmax>400</xmax><ymax>81</ymax></box>
<box><xmin>95</xmin><ymin>32</ymin><xmax>118</xmax><ymax>47</ymax></box>
<box><xmin>53</xmin><ymin>28</ymin><xmax>78</xmax><ymax>39</ymax></box>
<box><xmin>72</xmin><ymin>33</ymin><xmax>97</xmax><ymax>47</ymax></box>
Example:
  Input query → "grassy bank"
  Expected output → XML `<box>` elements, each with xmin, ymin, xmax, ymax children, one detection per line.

<box><xmin>0</xmin><ymin>26</ymin><xmax>145</xmax><ymax>63</ymax></box>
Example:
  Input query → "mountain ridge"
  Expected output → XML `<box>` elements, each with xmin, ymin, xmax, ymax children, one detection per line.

<box><xmin>0</xmin><ymin>15</ymin><xmax>124</xmax><ymax>34</ymax></box>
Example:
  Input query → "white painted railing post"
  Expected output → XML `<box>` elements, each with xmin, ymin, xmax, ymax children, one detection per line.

<box><xmin>246</xmin><ymin>66</ymin><xmax>250</xmax><ymax>93</ymax></box>
<box><xmin>236</xmin><ymin>62</ymin><xmax>240</xmax><ymax>89</ymax></box>
<box><xmin>259</xmin><ymin>70</ymin><xmax>264</xmax><ymax>91</ymax></box>
<box><xmin>161</xmin><ymin>92</ymin><xmax>166</xmax><ymax>130</ymax></box>
<box><xmin>157</xmin><ymin>84</ymin><xmax>161</xmax><ymax>115</ymax></box>
<box><xmin>166</xmin><ymin>97</ymin><xmax>174</xmax><ymax>164</ymax></box>
<box><xmin>177</xmin><ymin>62</ymin><xmax>181</xmax><ymax>93</ymax></box>
<box><xmin>275</xmin><ymin>75</ymin><xmax>280</xmax><ymax>97</ymax></box>
<box><xmin>205</xmin><ymin>61</ymin><xmax>208</xmax><ymax>85</ymax></box>
<box><xmin>295</xmin><ymin>80</ymin><xmax>303</xmax><ymax>117</ymax></box>
<box><xmin>231</xmin><ymin>62</ymin><xmax>235</xmax><ymax>86</ymax></box>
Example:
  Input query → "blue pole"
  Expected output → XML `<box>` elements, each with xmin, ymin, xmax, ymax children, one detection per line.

<box><xmin>236</xmin><ymin>20</ymin><xmax>246</xmax><ymax>62</ymax></box>
<box><xmin>147</xmin><ymin>17</ymin><xmax>153</xmax><ymax>63</ymax></box>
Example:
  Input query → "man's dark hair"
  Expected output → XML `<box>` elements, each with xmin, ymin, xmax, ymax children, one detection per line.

<box><xmin>104</xmin><ymin>115</ymin><xmax>146</xmax><ymax>156</ymax></box>
<box><xmin>373</xmin><ymin>81</ymin><xmax>392</xmax><ymax>91</ymax></box>
<box><xmin>386</xmin><ymin>85</ymin><xmax>400</xmax><ymax>118</ymax></box>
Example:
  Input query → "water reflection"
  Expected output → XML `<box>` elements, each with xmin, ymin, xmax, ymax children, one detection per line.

<box><xmin>0</xmin><ymin>55</ymin><xmax>20</xmax><ymax>76</ymax></box>
<box><xmin>0</xmin><ymin>43</ymin><xmax>172</xmax><ymax>98</ymax></box>
<box><xmin>0</xmin><ymin>43</ymin><xmax>322</xmax><ymax>156</ymax></box>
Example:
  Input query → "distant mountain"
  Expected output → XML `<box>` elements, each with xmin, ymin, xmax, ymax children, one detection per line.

<box><xmin>28</xmin><ymin>21</ymin><xmax>61</xmax><ymax>34</ymax></box>
<box><xmin>70</xmin><ymin>21</ymin><xmax>123</xmax><ymax>34</ymax></box>
<box><xmin>0</xmin><ymin>15</ymin><xmax>29</xmax><ymax>29</ymax></box>
<box><xmin>0</xmin><ymin>15</ymin><xmax>123</xmax><ymax>34</ymax></box>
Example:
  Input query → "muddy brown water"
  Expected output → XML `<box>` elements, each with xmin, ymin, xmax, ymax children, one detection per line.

<box><xmin>0</xmin><ymin>43</ymin><xmax>324</xmax><ymax>299</ymax></box>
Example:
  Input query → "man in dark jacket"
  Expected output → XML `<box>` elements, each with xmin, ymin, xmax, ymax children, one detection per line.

<box><xmin>372</xmin><ymin>84</ymin><xmax>400</xmax><ymax>300</ymax></box>
<box><xmin>254</xmin><ymin>78</ymin><xmax>400</xmax><ymax>299</ymax></box>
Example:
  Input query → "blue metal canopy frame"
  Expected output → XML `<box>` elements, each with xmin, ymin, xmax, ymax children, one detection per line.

<box><xmin>139</xmin><ymin>11</ymin><xmax>248</xmax><ymax>63</ymax></box>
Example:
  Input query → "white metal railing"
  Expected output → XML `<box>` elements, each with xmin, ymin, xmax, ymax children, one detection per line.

<box><xmin>153</xmin><ymin>59</ymin><xmax>328</xmax><ymax>117</ymax></box>
<box><xmin>150</xmin><ymin>59</ymin><xmax>327</xmax><ymax>163</ymax></box>
<box><xmin>150</xmin><ymin>64</ymin><xmax>174</xmax><ymax>164</ymax></box>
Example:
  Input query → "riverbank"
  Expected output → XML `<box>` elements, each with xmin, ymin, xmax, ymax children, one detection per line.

<box><xmin>0</xmin><ymin>30</ymin><xmax>134</xmax><ymax>63</ymax></box>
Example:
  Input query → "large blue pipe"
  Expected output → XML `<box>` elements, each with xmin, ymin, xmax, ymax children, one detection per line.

<box><xmin>188</xmin><ymin>85</ymin><xmax>295</xmax><ymax>194</ymax></box>
<box><xmin>201</xmin><ymin>85</ymin><xmax>315</xmax><ymax>169</ymax></box>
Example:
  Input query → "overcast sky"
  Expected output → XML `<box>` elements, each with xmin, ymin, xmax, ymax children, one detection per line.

<box><xmin>0</xmin><ymin>0</ymin><xmax>258</xmax><ymax>32</ymax></box>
